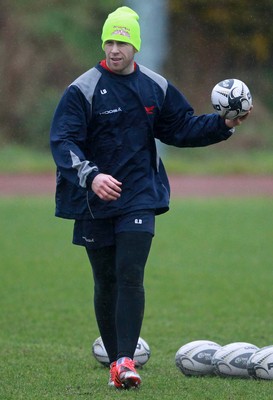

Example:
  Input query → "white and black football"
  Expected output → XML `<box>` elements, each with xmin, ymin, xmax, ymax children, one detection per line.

<box><xmin>133</xmin><ymin>337</ymin><xmax>151</xmax><ymax>367</ymax></box>
<box><xmin>92</xmin><ymin>336</ymin><xmax>151</xmax><ymax>367</ymax></box>
<box><xmin>92</xmin><ymin>336</ymin><xmax>110</xmax><ymax>367</ymax></box>
<box><xmin>247</xmin><ymin>345</ymin><xmax>273</xmax><ymax>380</ymax></box>
<box><xmin>175</xmin><ymin>340</ymin><xmax>221</xmax><ymax>376</ymax></box>
<box><xmin>212</xmin><ymin>342</ymin><xmax>259</xmax><ymax>378</ymax></box>
<box><xmin>211</xmin><ymin>78</ymin><xmax>252</xmax><ymax>120</ymax></box>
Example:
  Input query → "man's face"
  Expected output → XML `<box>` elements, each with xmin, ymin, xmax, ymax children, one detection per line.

<box><xmin>104</xmin><ymin>40</ymin><xmax>136</xmax><ymax>75</ymax></box>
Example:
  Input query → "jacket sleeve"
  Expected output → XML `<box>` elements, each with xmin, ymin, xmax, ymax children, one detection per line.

<box><xmin>154</xmin><ymin>82</ymin><xmax>234</xmax><ymax>147</ymax></box>
<box><xmin>50</xmin><ymin>85</ymin><xmax>99</xmax><ymax>189</ymax></box>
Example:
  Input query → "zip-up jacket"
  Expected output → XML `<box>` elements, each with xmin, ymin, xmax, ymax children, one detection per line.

<box><xmin>50</xmin><ymin>62</ymin><xmax>234</xmax><ymax>220</ymax></box>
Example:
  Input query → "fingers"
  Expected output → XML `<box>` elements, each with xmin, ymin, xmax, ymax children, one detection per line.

<box><xmin>239</xmin><ymin>109</ymin><xmax>251</xmax><ymax>122</ymax></box>
<box><xmin>225</xmin><ymin>107</ymin><xmax>253</xmax><ymax>128</ymax></box>
<box><xmin>99</xmin><ymin>178</ymin><xmax>122</xmax><ymax>201</ymax></box>
<box><xmin>233</xmin><ymin>111</ymin><xmax>251</xmax><ymax>126</ymax></box>
<box><xmin>91</xmin><ymin>173</ymin><xmax>122</xmax><ymax>201</ymax></box>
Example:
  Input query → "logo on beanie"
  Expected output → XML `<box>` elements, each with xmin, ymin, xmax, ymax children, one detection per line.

<box><xmin>111</xmin><ymin>25</ymin><xmax>131</xmax><ymax>39</ymax></box>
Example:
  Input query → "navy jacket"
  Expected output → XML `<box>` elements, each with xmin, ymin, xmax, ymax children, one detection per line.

<box><xmin>50</xmin><ymin>62</ymin><xmax>234</xmax><ymax>220</ymax></box>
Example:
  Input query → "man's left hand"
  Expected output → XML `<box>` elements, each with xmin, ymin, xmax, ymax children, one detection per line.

<box><xmin>225</xmin><ymin>107</ymin><xmax>252</xmax><ymax>128</ymax></box>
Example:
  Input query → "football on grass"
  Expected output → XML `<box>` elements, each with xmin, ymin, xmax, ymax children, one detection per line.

<box><xmin>212</xmin><ymin>342</ymin><xmax>259</xmax><ymax>378</ymax></box>
<box><xmin>92</xmin><ymin>336</ymin><xmax>110</xmax><ymax>367</ymax></box>
<box><xmin>175</xmin><ymin>340</ymin><xmax>221</xmax><ymax>376</ymax></box>
<box><xmin>92</xmin><ymin>336</ymin><xmax>151</xmax><ymax>367</ymax></box>
<box><xmin>211</xmin><ymin>78</ymin><xmax>252</xmax><ymax>120</ymax></box>
<box><xmin>247</xmin><ymin>345</ymin><xmax>273</xmax><ymax>380</ymax></box>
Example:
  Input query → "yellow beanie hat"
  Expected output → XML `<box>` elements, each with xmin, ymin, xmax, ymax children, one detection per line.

<box><xmin>101</xmin><ymin>6</ymin><xmax>141</xmax><ymax>52</ymax></box>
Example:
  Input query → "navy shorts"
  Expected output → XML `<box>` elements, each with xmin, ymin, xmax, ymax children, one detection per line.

<box><xmin>73</xmin><ymin>210</ymin><xmax>155</xmax><ymax>249</ymax></box>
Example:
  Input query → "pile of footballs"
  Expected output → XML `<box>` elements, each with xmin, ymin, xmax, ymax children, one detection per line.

<box><xmin>175</xmin><ymin>340</ymin><xmax>273</xmax><ymax>380</ymax></box>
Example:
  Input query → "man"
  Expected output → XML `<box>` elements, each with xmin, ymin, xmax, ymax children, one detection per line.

<box><xmin>50</xmin><ymin>6</ymin><xmax>250</xmax><ymax>390</ymax></box>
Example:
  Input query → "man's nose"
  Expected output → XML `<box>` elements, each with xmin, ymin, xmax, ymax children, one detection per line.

<box><xmin>111</xmin><ymin>42</ymin><xmax>120</xmax><ymax>53</ymax></box>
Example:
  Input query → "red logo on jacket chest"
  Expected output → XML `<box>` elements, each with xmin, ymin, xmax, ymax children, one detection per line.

<box><xmin>144</xmin><ymin>106</ymin><xmax>155</xmax><ymax>115</ymax></box>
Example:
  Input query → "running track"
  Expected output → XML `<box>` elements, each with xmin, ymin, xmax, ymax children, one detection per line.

<box><xmin>1</xmin><ymin>174</ymin><xmax>273</xmax><ymax>197</ymax></box>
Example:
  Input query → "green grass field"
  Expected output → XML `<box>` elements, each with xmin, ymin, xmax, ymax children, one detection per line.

<box><xmin>1</xmin><ymin>197</ymin><xmax>273</xmax><ymax>399</ymax></box>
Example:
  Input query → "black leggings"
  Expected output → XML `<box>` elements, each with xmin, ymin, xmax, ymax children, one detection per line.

<box><xmin>86</xmin><ymin>231</ymin><xmax>153</xmax><ymax>364</ymax></box>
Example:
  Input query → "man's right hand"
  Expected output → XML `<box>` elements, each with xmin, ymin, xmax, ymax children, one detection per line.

<box><xmin>91</xmin><ymin>173</ymin><xmax>122</xmax><ymax>201</ymax></box>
